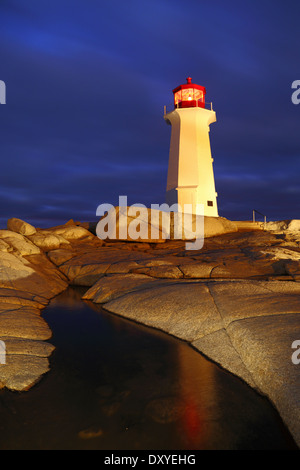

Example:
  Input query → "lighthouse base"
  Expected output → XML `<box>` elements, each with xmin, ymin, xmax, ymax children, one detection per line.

<box><xmin>166</xmin><ymin>186</ymin><xmax>219</xmax><ymax>217</ymax></box>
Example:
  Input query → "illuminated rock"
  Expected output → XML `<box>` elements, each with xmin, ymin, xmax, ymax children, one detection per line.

<box><xmin>0</xmin><ymin>230</ymin><xmax>41</xmax><ymax>256</ymax></box>
<box><xmin>7</xmin><ymin>218</ymin><xmax>36</xmax><ymax>236</ymax></box>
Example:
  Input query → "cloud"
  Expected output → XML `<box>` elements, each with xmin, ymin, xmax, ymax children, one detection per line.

<box><xmin>0</xmin><ymin>0</ymin><xmax>299</xmax><ymax>228</ymax></box>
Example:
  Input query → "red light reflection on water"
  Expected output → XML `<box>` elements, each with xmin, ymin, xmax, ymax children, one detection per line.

<box><xmin>176</xmin><ymin>343</ymin><xmax>216</xmax><ymax>449</ymax></box>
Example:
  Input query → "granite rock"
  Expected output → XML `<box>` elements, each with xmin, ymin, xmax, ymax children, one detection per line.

<box><xmin>83</xmin><ymin>273</ymin><xmax>157</xmax><ymax>303</ymax></box>
<box><xmin>104</xmin><ymin>281</ymin><xmax>224</xmax><ymax>341</ymax></box>
<box><xmin>7</xmin><ymin>218</ymin><xmax>36</xmax><ymax>236</ymax></box>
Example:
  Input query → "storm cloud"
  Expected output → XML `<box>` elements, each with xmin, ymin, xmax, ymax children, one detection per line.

<box><xmin>0</xmin><ymin>0</ymin><xmax>299</xmax><ymax>227</ymax></box>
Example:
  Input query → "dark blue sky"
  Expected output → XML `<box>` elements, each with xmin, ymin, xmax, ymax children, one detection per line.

<box><xmin>0</xmin><ymin>0</ymin><xmax>299</xmax><ymax>228</ymax></box>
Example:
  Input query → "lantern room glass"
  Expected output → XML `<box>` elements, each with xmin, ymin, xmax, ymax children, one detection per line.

<box><xmin>174</xmin><ymin>88</ymin><xmax>204</xmax><ymax>107</ymax></box>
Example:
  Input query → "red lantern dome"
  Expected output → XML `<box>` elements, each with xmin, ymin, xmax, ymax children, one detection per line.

<box><xmin>173</xmin><ymin>77</ymin><xmax>206</xmax><ymax>109</ymax></box>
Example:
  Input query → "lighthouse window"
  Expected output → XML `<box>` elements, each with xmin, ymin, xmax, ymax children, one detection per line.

<box><xmin>174</xmin><ymin>87</ymin><xmax>204</xmax><ymax>106</ymax></box>
<box><xmin>207</xmin><ymin>201</ymin><xmax>213</xmax><ymax>207</ymax></box>
<box><xmin>174</xmin><ymin>90</ymin><xmax>182</xmax><ymax>105</ymax></box>
<box><xmin>194</xmin><ymin>89</ymin><xmax>203</xmax><ymax>102</ymax></box>
<box><xmin>182</xmin><ymin>88</ymin><xmax>194</xmax><ymax>101</ymax></box>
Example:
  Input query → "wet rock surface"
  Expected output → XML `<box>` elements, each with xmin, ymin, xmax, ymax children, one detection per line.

<box><xmin>0</xmin><ymin>217</ymin><xmax>299</xmax><ymax>447</ymax></box>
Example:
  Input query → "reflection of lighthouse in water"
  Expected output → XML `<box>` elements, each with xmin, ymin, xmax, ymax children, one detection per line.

<box><xmin>175</xmin><ymin>341</ymin><xmax>217</xmax><ymax>449</ymax></box>
<box><xmin>164</xmin><ymin>77</ymin><xmax>218</xmax><ymax>217</ymax></box>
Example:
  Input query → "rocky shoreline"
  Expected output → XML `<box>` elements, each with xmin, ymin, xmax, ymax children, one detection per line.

<box><xmin>0</xmin><ymin>216</ymin><xmax>299</xmax><ymax>447</ymax></box>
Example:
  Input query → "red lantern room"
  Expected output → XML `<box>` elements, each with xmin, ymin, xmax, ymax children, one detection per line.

<box><xmin>173</xmin><ymin>77</ymin><xmax>206</xmax><ymax>109</ymax></box>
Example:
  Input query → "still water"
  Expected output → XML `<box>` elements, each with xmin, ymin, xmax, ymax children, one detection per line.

<box><xmin>0</xmin><ymin>287</ymin><xmax>297</xmax><ymax>450</ymax></box>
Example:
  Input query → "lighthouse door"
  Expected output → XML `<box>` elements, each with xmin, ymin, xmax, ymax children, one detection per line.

<box><xmin>176</xmin><ymin>186</ymin><xmax>199</xmax><ymax>215</ymax></box>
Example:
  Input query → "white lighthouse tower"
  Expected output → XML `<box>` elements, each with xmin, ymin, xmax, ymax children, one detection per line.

<box><xmin>164</xmin><ymin>77</ymin><xmax>218</xmax><ymax>217</ymax></box>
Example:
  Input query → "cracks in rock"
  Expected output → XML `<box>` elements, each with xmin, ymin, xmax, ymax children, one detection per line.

<box><xmin>176</xmin><ymin>265</ymin><xmax>185</xmax><ymax>278</ymax></box>
<box><xmin>209</xmin><ymin>264</ymin><xmax>222</xmax><ymax>278</ymax></box>
<box><xmin>205</xmin><ymin>281</ymin><xmax>258</xmax><ymax>388</ymax></box>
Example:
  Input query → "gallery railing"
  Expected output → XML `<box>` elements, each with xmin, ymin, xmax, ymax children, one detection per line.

<box><xmin>164</xmin><ymin>101</ymin><xmax>214</xmax><ymax>115</ymax></box>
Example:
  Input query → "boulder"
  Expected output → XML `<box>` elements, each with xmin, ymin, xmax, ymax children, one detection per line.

<box><xmin>264</xmin><ymin>220</ymin><xmax>289</xmax><ymax>231</ymax></box>
<box><xmin>47</xmin><ymin>248</ymin><xmax>76</xmax><ymax>266</ymax></box>
<box><xmin>288</xmin><ymin>220</ymin><xmax>300</xmax><ymax>232</ymax></box>
<box><xmin>0</xmin><ymin>252</ymin><xmax>36</xmax><ymax>282</ymax></box>
<box><xmin>28</xmin><ymin>231</ymin><xmax>70</xmax><ymax>251</ymax></box>
<box><xmin>0</xmin><ymin>355</ymin><xmax>50</xmax><ymax>391</ymax></box>
<box><xmin>96</xmin><ymin>206</ymin><xmax>168</xmax><ymax>243</ymax></box>
<box><xmin>0</xmin><ymin>287</ymin><xmax>48</xmax><ymax>307</ymax></box>
<box><xmin>0</xmin><ymin>230</ymin><xmax>40</xmax><ymax>256</ymax></box>
<box><xmin>1</xmin><ymin>337</ymin><xmax>55</xmax><ymax>357</ymax></box>
<box><xmin>0</xmin><ymin>251</ymin><xmax>68</xmax><ymax>300</ymax></box>
<box><xmin>0</xmin><ymin>295</ymin><xmax>45</xmax><ymax>309</ymax></box>
<box><xmin>7</xmin><ymin>218</ymin><xmax>36</xmax><ymax>236</ymax></box>
<box><xmin>203</xmin><ymin>216</ymin><xmax>238</xmax><ymax>238</ymax></box>
<box><xmin>263</xmin><ymin>219</ymin><xmax>300</xmax><ymax>233</ymax></box>
<box><xmin>96</xmin><ymin>206</ymin><xmax>238</xmax><ymax>243</ymax></box>
<box><xmin>20</xmin><ymin>253</ymin><xmax>68</xmax><ymax>298</ymax></box>
<box><xmin>0</xmin><ymin>230</ymin><xmax>26</xmax><ymax>241</ymax></box>
<box><xmin>0</xmin><ymin>239</ymin><xmax>12</xmax><ymax>253</ymax></box>
<box><xmin>0</xmin><ymin>308</ymin><xmax>52</xmax><ymax>340</ymax></box>
<box><xmin>49</xmin><ymin>225</ymin><xmax>94</xmax><ymax>241</ymax></box>
<box><xmin>259</xmin><ymin>247</ymin><xmax>300</xmax><ymax>261</ymax></box>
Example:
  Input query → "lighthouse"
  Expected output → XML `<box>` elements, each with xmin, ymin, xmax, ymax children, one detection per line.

<box><xmin>164</xmin><ymin>77</ymin><xmax>218</xmax><ymax>217</ymax></box>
